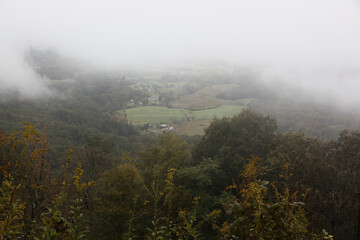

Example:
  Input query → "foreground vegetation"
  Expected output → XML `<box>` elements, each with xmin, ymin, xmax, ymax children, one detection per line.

<box><xmin>1</xmin><ymin>110</ymin><xmax>359</xmax><ymax>239</ymax></box>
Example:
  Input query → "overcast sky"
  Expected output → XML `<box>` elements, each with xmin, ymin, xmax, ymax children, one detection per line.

<box><xmin>1</xmin><ymin>0</ymin><xmax>360</xmax><ymax>102</ymax></box>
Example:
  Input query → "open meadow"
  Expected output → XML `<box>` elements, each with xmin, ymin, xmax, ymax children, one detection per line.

<box><xmin>169</xmin><ymin>84</ymin><xmax>241</xmax><ymax>110</ymax></box>
<box><xmin>124</xmin><ymin>104</ymin><xmax>247</xmax><ymax>135</ymax></box>
<box><xmin>193</xmin><ymin>105</ymin><xmax>245</xmax><ymax>120</ymax></box>
<box><xmin>125</xmin><ymin>106</ymin><xmax>185</xmax><ymax>125</ymax></box>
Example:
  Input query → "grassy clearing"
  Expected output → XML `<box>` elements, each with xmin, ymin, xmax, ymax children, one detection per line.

<box><xmin>124</xmin><ymin>105</ymin><xmax>246</xmax><ymax>133</ymax></box>
<box><xmin>125</xmin><ymin>106</ymin><xmax>186</xmax><ymax>125</ymax></box>
<box><xmin>181</xmin><ymin>109</ymin><xmax>194</xmax><ymax>119</ymax></box>
<box><xmin>169</xmin><ymin>86</ymin><xmax>227</xmax><ymax>109</ymax></box>
<box><xmin>170</xmin><ymin>94</ymin><xmax>225</xmax><ymax>110</ymax></box>
<box><xmin>169</xmin><ymin>84</ymin><xmax>239</xmax><ymax>110</ymax></box>
<box><xmin>174</xmin><ymin>120</ymin><xmax>210</xmax><ymax>136</ymax></box>
<box><xmin>123</xmin><ymin>82</ymin><xmax>248</xmax><ymax>134</ymax></box>
<box><xmin>193</xmin><ymin>105</ymin><xmax>246</xmax><ymax>120</ymax></box>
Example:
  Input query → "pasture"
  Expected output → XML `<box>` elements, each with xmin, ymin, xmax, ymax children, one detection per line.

<box><xmin>124</xmin><ymin>82</ymin><xmax>248</xmax><ymax>134</ymax></box>
<box><xmin>125</xmin><ymin>106</ymin><xmax>185</xmax><ymax>125</ymax></box>
<box><xmin>193</xmin><ymin>105</ymin><xmax>246</xmax><ymax>120</ymax></box>
<box><xmin>169</xmin><ymin>84</ymin><xmax>240</xmax><ymax>110</ymax></box>
<box><xmin>124</xmin><ymin>104</ymin><xmax>247</xmax><ymax>135</ymax></box>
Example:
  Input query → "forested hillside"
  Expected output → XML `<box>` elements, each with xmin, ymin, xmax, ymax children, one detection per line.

<box><xmin>0</xmin><ymin>72</ymin><xmax>154</xmax><ymax>167</ymax></box>
<box><xmin>1</xmin><ymin>110</ymin><xmax>359</xmax><ymax>239</ymax></box>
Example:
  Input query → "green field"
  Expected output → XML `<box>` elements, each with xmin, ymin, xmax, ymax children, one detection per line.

<box><xmin>125</xmin><ymin>106</ymin><xmax>186</xmax><ymax>125</ymax></box>
<box><xmin>124</xmin><ymin>81</ymin><xmax>250</xmax><ymax>134</ymax></box>
<box><xmin>169</xmin><ymin>84</ymin><xmax>239</xmax><ymax>110</ymax></box>
<box><xmin>124</xmin><ymin>105</ymin><xmax>246</xmax><ymax>134</ymax></box>
<box><xmin>193</xmin><ymin>105</ymin><xmax>246</xmax><ymax>120</ymax></box>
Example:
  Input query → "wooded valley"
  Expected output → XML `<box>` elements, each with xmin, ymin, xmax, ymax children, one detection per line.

<box><xmin>0</xmin><ymin>49</ymin><xmax>359</xmax><ymax>239</ymax></box>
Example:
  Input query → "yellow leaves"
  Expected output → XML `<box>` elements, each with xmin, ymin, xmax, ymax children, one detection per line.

<box><xmin>87</xmin><ymin>180</ymin><xmax>95</xmax><ymax>187</ymax></box>
<box><xmin>72</xmin><ymin>162</ymin><xmax>94</xmax><ymax>192</ymax></box>
<box><xmin>179</xmin><ymin>210</ymin><xmax>187</xmax><ymax>219</ymax></box>
<box><xmin>241</xmin><ymin>156</ymin><xmax>262</xmax><ymax>181</ymax></box>
<box><xmin>284</xmin><ymin>162</ymin><xmax>290</xmax><ymax>170</ymax></box>
<box><xmin>164</xmin><ymin>180</ymin><xmax>172</xmax><ymax>186</ymax></box>
<box><xmin>21</xmin><ymin>121</ymin><xmax>41</xmax><ymax>142</ymax></box>
<box><xmin>167</xmin><ymin>168</ymin><xmax>176</xmax><ymax>179</ymax></box>
<box><xmin>239</xmin><ymin>189</ymin><xmax>247</xmax><ymax>194</ymax></box>
<box><xmin>0</xmin><ymin>163</ymin><xmax>11</xmax><ymax>174</ymax></box>
<box><xmin>225</xmin><ymin>184</ymin><xmax>238</xmax><ymax>190</ymax></box>
<box><xmin>322</xmin><ymin>229</ymin><xmax>334</xmax><ymax>240</ymax></box>
<box><xmin>220</xmin><ymin>158</ymin><xmax>325</xmax><ymax>239</ymax></box>
<box><xmin>164</xmin><ymin>168</ymin><xmax>176</xmax><ymax>187</ymax></box>
<box><xmin>0</xmin><ymin>174</ymin><xmax>27</xmax><ymax>238</ymax></box>
<box><xmin>122</xmin><ymin>152</ymin><xmax>136</xmax><ymax>165</ymax></box>
<box><xmin>192</xmin><ymin>196</ymin><xmax>200</xmax><ymax>205</ymax></box>
<box><xmin>64</xmin><ymin>160</ymin><xmax>94</xmax><ymax>193</ymax></box>
<box><xmin>75</xmin><ymin>162</ymin><xmax>84</xmax><ymax>177</ymax></box>
<box><xmin>66</xmin><ymin>149</ymin><xmax>73</xmax><ymax>168</ymax></box>
<box><xmin>30</xmin><ymin>183</ymin><xmax>44</xmax><ymax>190</ymax></box>
<box><xmin>219</xmin><ymin>221</ymin><xmax>228</xmax><ymax>235</ymax></box>
<box><xmin>73</xmin><ymin>175</ymin><xmax>80</xmax><ymax>187</ymax></box>
<box><xmin>208</xmin><ymin>209</ymin><xmax>221</xmax><ymax>217</ymax></box>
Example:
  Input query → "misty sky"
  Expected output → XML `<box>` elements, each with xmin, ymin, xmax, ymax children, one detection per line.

<box><xmin>1</xmin><ymin>0</ymin><xmax>360</xmax><ymax>102</ymax></box>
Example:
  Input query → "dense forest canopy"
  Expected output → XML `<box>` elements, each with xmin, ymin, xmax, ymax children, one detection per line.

<box><xmin>1</xmin><ymin>109</ymin><xmax>359</xmax><ymax>239</ymax></box>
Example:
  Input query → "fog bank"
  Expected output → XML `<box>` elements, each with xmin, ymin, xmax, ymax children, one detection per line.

<box><xmin>1</xmin><ymin>0</ymin><xmax>360</xmax><ymax>102</ymax></box>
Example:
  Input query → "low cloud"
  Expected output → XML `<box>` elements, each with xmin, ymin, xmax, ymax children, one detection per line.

<box><xmin>0</xmin><ymin>44</ymin><xmax>50</xmax><ymax>97</ymax></box>
<box><xmin>0</xmin><ymin>0</ymin><xmax>359</xmax><ymax>103</ymax></box>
